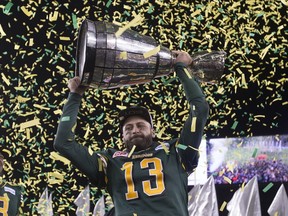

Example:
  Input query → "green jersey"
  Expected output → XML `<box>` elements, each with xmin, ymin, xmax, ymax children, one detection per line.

<box><xmin>97</xmin><ymin>141</ymin><xmax>189</xmax><ymax>215</ymax></box>
<box><xmin>0</xmin><ymin>183</ymin><xmax>22</xmax><ymax>216</ymax></box>
<box><xmin>54</xmin><ymin>63</ymin><xmax>209</xmax><ymax>216</ymax></box>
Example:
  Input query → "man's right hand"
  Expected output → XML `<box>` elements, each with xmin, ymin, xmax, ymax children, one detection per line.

<box><xmin>68</xmin><ymin>76</ymin><xmax>88</xmax><ymax>96</ymax></box>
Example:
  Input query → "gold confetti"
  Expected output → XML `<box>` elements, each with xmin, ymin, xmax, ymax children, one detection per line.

<box><xmin>59</xmin><ymin>36</ymin><xmax>70</xmax><ymax>41</ymax></box>
<box><xmin>259</xmin><ymin>44</ymin><xmax>272</xmax><ymax>59</ymax></box>
<box><xmin>49</xmin><ymin>11</ymin><xmax>58</xmax><ymax>21</ymax></box>
<box><xmin>19</xmin><ymin>119</ymin><xmax>40</xmax><ymax>130</ymax></box>
<box><xmin>160</xmin><ymin>142</ymin><xmax>169</xmax><ymax>154</ymax></box>
<box><xmin>115</xmin><ymin>14</ymin><xmax>144</xmax><ymax>37</ymax></box>
<box><xmin>223</xmin><ymin>176</ymin><xmax>232</xmax><ymax>184</ymax></box>
<box><xmin>48</xmin><ymin>171</ymin><xmax>64</xmax><ymax>184</ymax></box>
<box><xmin>128</xmin><ymin>145</ymin><xmax>136</xmax><ymax>158</ymax></box>
<box><xmin>50</xmin><ymin>152</ymin><xmax>71</xmax><ymax>165</ymax></box>
<box><xmin>178</xmin><ymin>110</ymin><xmax>189</xmax><ymax>116</ymax></box>
<box><xmin>0</xmin><ymin>24</ymin><xmax>6</xmax><ymax>37</ymax></box>
<box><xmin>20</xmin><ymin>6</ymin><xmax>33</xmax><ymax>17</ymax></box>
<box><xmin>34</xmin><ymin>104</ymin><xmax>50</xmax><ymax>110</ymax></box>
<box><xmin>220</xmin><ymin>201</ymin><xmax>227</xmax><ymax>211</ymax></box>
<box><xmin>190</xmin><ymin>117</ymin><xmax>197</xmax><ymax>132</ymax></box>
<box><xmin>1</xmin><ymin>73</ymin><xmax>10</xmax><ymax>85</ymax></box>
<box><xmin>119</xmin><ymin>51</ymin><xmax>128</xmax><ymax>60</ymax></box>
<box><xmin>143</xmin><ymin>45</ymin><xmax>160</xmax><ymax>58</ymax></box>
<box><xmin>281</xmin><ymin>0</ymin><xmax>288</xmax><ymax>6</ymax></box>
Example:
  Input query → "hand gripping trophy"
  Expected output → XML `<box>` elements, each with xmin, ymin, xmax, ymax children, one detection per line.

<box><xmin>75</xmin><ymin>19</ymin><xmax>226</xmax><ymax>89</ymax></box>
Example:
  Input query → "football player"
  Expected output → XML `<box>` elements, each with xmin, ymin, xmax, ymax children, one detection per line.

<box><xmin>0</xmin><ymin>153</ymin><xmax>22</xmax><ymax>216</ymax></box>
<box><xmin>54</xmin><ymin>51</ymin><xmax>209</xmax><ymax>215</ymax></box>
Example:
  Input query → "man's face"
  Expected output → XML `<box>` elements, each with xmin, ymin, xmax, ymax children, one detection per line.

<box><xmin>122</xmin><ymin>116</ymin><xmax>154</xmax><ymax>152</ymax></box>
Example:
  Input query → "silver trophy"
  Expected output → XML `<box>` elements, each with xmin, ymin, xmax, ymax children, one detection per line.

<box><xmin>75</xmin><ymin>19</ymin><xmax>226</xmax><ymax>89</ymax></box>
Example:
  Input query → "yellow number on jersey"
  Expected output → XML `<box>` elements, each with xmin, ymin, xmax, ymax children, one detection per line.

<box><xmin>141</xmin><ymin>158</ymin><xmax>165</xmax><ymax>196</ymax></box>
<box><xmin>0</xmin><ymin>193</ymin><xmax>9</xmax><ymax>216</ymax></box>
<box><xmin>122</xmin><ymin>157</ymin><xmax>165</xmax><ymax>200</ymax></box>
<box><xmin>123</xmin><ymin>162</ymin><xmax>139</xmax><ymax>200</ymax></box>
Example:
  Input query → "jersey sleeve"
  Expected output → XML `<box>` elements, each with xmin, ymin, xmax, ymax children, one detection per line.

<box><xmin>174</xmin><ymin>62</ymin><xmax>209</xmax><ymax>172</ymax></box>
<box><xmin>53</xmin><ymin>92</ymin><xmax>106</xmax><ymax>187</ymax></box>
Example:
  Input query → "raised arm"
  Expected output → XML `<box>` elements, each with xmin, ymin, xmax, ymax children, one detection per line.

<box><xmin>173</xmin><ymin>51</ymin><xmax>210</xmax><ymax>172</ymax></box>
<box><xmin>53</xmin><ymin>77</ymin><xmax>105</xmax><ymax>186</ymax></box>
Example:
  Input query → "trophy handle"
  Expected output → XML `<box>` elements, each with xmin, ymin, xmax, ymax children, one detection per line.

<box><xmin>189</xmin><ymin>50</ymin><xmax>227</xmax><ymax>84</ymax></box>
<box><xmin>171</xmin><ymin>50</ymin><xmax>226</xmax><ymax>84</ymax></box>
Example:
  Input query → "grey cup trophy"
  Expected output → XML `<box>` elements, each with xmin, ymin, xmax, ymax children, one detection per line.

<box><xmin>75</xmin><ymin>19</ymin><xmax>226</xmax><ymax>89</ymax></box>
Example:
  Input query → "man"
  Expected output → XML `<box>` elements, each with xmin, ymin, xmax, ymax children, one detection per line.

<box><xmin>0</xmin><ymin>153</ymin><xmax>22</xmax><ymax>216</ymax></box>
<box><xmin>54</xmin><ymin>50</ymin><xmax>209</xmax><ymax>215</ymax></box>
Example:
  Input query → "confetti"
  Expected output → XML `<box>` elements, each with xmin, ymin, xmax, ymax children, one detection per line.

<box><xmin>231</xmin><ymin>121</ymin><xmax>238</xmax><ymax>130</ymax></box>
<box><xmin>1</xmin><ymin>73</ymin><xmax>10</xmax><ymax>85</ymax></box>
<box><xmin>50</xmin><ymin>152</ymin><xmax>71</xmax><ymax>166</ymax></box>
<box><xmin>3</xmin><ymin>2</ymin><xmax>13</xmax><ymax>14</ymax></box>
<box><xmin>190</xmin><ymin>117</ymin><xmax>197</xmax><ymax>132</ymax></box>
<box><xmin>20</xmin><ymin>6</ymin><xmax>33</xmax><ymax>17</ymax></box>
<box><xmin>159</xmin><ymin>142</ymin><xmax>170</xmax><ymax>154</ymax></box>
<box><xmin>178</xmin><ymin>110</ymin><xmax>189</xmax><ymax>116</ymax></box>
<box><xmin>19</xmin><ymin>119</ymin><xmax>40</xmax><ymax>130</ymax></box>
<box><xmin>143</xmin><ymin>45</ymin><xmax>160</xmax><ymax>58</ymax></box>
<box><xmin>49</xmin><ymin>11</ymin><xmax>58</xmax><ymax>22</ymax></box>
<box><xmin>0</xmin><ymin>24</ymin><xmax>6</xmax><ymax>37</ymax></box>
<box><xmin>219</xmin><ymin>201</ymin><xmax>227</xmax><ymax>211</ymax></box>
<box><xmin>48</xmin><ymin>171</ymin><xmax>64</xmax><ymax>184</ymax></box>
<box><xmin>59</xmin><ymin>36</ymin><xmax>70</xmax><ymax>41</ymax></box>
<box><xmin>115</xmin><ymin>14</ymin><xmax>144</xmax><ymax>37</ymax></box>
<box><xmin>223</xmin><ymin>176</ymin><xmax>232</xmax><ymax>184</ymax></box>
<box><xmin>119</xmin><ymin>51</ymin><xmax>128</xmax><ymax>60</ymax></box>
<box><xmin>34</xmin><ymin>104</ymin><xmax>50</xmax><ymax>110</ymax></box>
<box><xmin>61</xmin><ymin>116</ymin><xmax>70</xmax><ymax>122</ymax></box>
<box><xmin>263</xmin><ymin>182</ymin><xmax>274</xmax><ymax>193</ymax></box>
<box><xmin>71</xmin><ymin>13</ymin><xmax>78</xmax><ymax>29</ymax></box>
<box><xmin>259</xmin><ymin>44</ymin><xmax>272</xmax><ymax>59</ymax></box>
<box><xmin>252</xmin><ymin>148</ymin><xmax>258</xmax><ymax>158</ymax></box>
<box><xmin>176</xmin><ymin>143</ymin><xmax>188</xmax><ymax>150</ymax></box>
<box><xmin>128</xmin><ymin>145</ymin><xmax>136</xmax><ymax>158</ymax></box>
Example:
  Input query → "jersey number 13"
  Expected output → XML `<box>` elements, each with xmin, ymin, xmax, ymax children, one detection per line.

<box><xmin>0</xmin><ymin>195</ymin><xmax>9</xmax><ymax>216</ymax></box>
<box><xmin>122</xmin><ymin>157</ymin><xmax>165</xmax><ymax>200</ymax></box>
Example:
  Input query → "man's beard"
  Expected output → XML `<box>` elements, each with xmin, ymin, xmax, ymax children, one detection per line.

<box><xmin>125</xmin><ymin>134</ymin><xmax>153</xmax><ymax>152</ymax></box>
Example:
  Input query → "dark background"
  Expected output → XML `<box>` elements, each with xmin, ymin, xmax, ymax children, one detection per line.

<box><xmin>0</xmin><ymin>0</ymin><xmax>287</xmax><ymax>214</ymax></box>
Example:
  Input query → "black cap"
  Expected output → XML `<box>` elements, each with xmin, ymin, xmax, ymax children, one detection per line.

<box><xmin>119</xmin><ymin>106</ymin><xmax>153</xmax><ymax>131</ymax></box>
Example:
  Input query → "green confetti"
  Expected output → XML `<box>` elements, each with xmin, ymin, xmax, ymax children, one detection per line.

<box><xmin>71</xmin><ymin>13</ymin><xmax>78</xmax><ymax>29</ymax></box>
<box><xmin>176</xmin><ymin>144</ymin><xmax>188</xmax><ymax>150</ymax></box>
<box><xmin>106</xmin><ymin>0</ymin><xmax>112</xmax><ymax>8</ymax></box>
<box><xmin>4</xmin><ymin>119</ymin><xmax>10</xmax><ymax>127</ymax></box>
<box><xmin>179</xmin><ymin>40</ymin><xmax>183</xmax><ymax>49</ymax></box>
<box><xmin>148</xmin><ymin>6</ymin><xmax>154</xmax><ymax>14</ymax></box>
<box><xmin>61</xmin><ymin>116</ymin><xmax>71</xmax><ymax>122</ymax></box>
<box><xmin>262</xmin><ymin>183</ymin><xmax>274</xmax><ymax>193</ymax></box>
<box><xmin>123</xmin><ymin>11</ymin><xmax>130</xmax><ymax>16</ymax></box>
<box><xmin>231</xmin><ymin>121</ymin><xmax>238</xmax><ymax>130</ymax></box>
<box><xmin>3</xmin><ymin>2</ymin><xmax>13</xmax><ymax>14</ymax></box>
<box><xmin>252</xmin><ymin>148</ymin><xmax>258</xmax><ymax>158</ymax></box>
<box><xmin>96</xmin><ymin>113</ymin><xmax>105</xmax><ymax>121</ymax></box>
